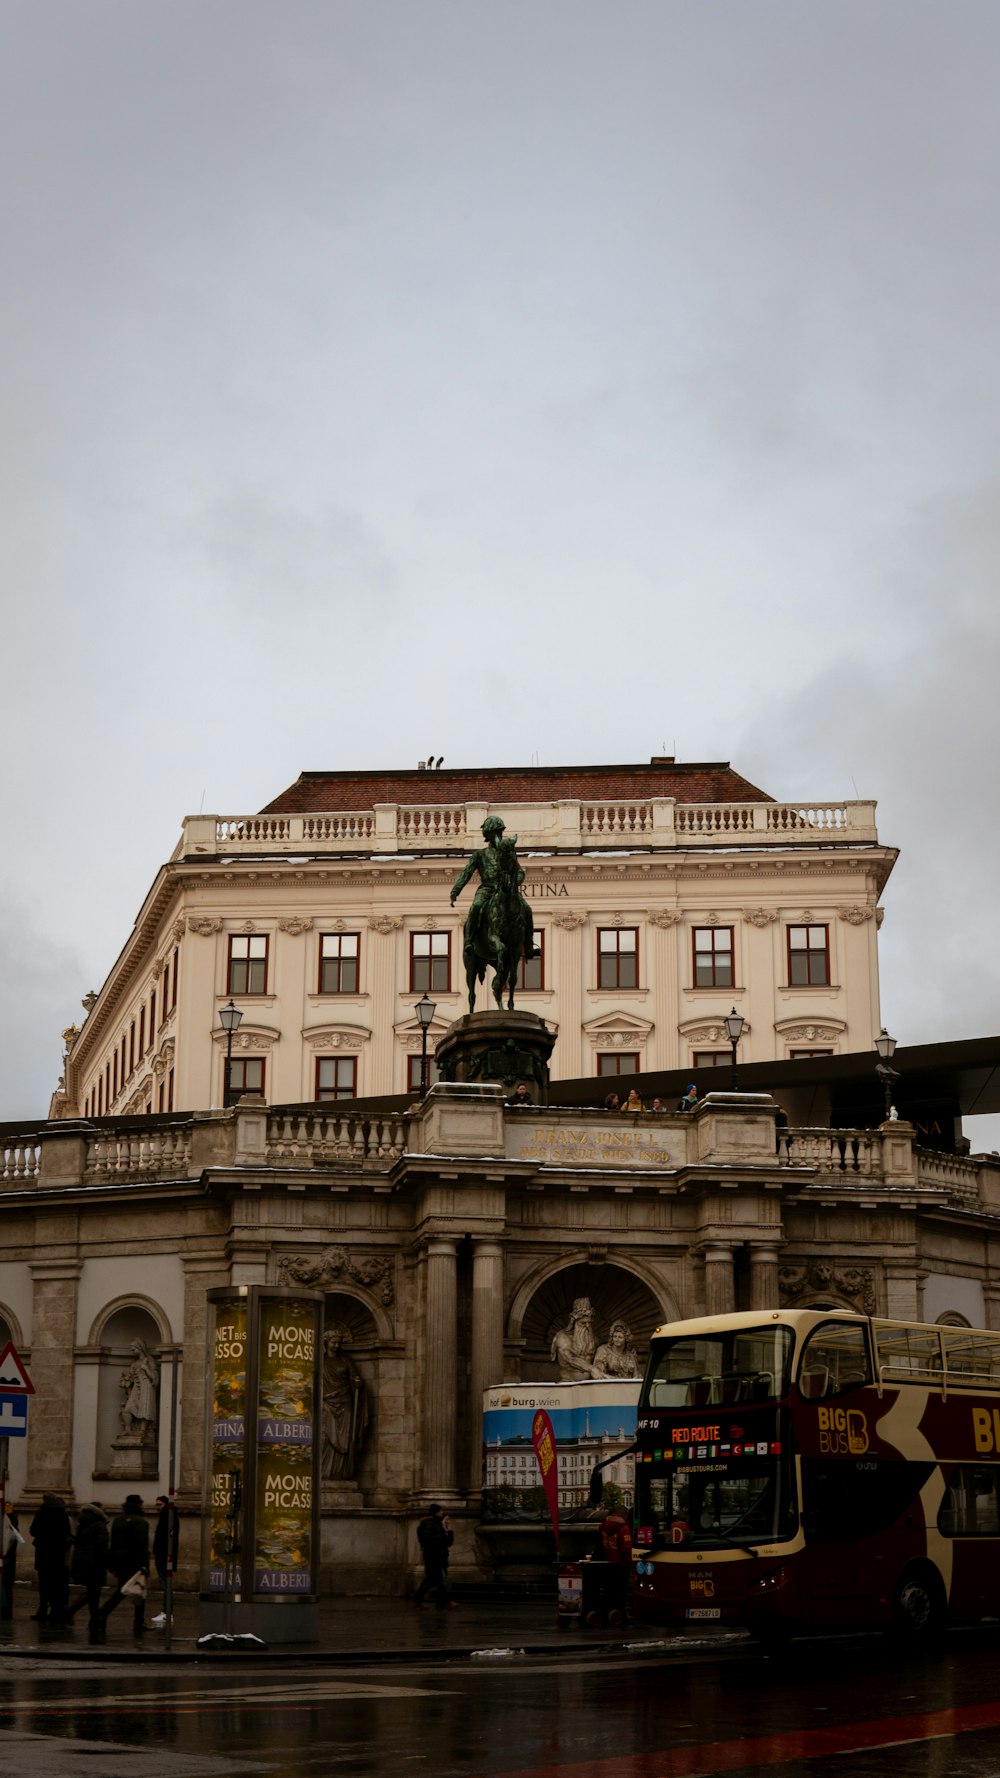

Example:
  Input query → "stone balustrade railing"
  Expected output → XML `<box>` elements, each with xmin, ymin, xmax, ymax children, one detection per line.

<box><xmin>780</xmin><ymin>1127</ymin><xmax>886</xmax><ymax>1176</ymax></box>
<box><xmin>86</xmin><ymin>1126</ymin><xmax>193</xmax><ymax>1179</ymax></box>
<box><xmin>181</xmin><ymin>797</ymin><xmax>878</xmax><ymax>859</ymax></box>
<box><xmin>0</xmin><ymin>1137</ymin><xmax>40</xmax><ymax>1181</ymax></box>
<box><xmin>265</xmin><ymin>1109</ymin><xmax>408</xmax><ymax>1167</ymax></box>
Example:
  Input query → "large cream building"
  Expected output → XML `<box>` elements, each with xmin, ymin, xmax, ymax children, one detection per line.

<box><xmin>56</xmin><ymin>758</ymin><xmax>896</xmax><ymax>1121</ymax></box>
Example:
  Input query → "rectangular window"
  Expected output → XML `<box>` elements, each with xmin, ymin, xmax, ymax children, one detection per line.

<box><xmin>407</xmin><ymin>1053</ymin><xmax>440</xmax><ymax>1093</ymax></box>
<box><xmin>693</xmin><ymin>927</ymin><xmax>734</xmax><ymax>989</ymax></box>
<box><xmin>157</xmin><ymin>1079</ymin><xmax>165</xmax><ymax>1113</ymax></box>
<box><xmin>788</xmin><ymin>924</ymin><xmax>830</xmax><ymax>986</ymax></box>
<box><xmin>598</xmin><ymin>928</ymin><xmax>638</xmax><ymax>990</ymax></box>
<box><xmin>228</xmin><ymin>933</ymin><xmax>269</xmax><ymax>996</ymax></box>
<box><xmin>316</xmin><ymin>1056</ymin><xmax>357</xmax><ymax>1101</ymax></box>
<box><xmin>167</xmin><ymin>1067</ymin><xmax>174</xmax><ymax>1113</ymax></box>
<box><xmin>149</xmin><ymin>990</ymin><xmax>157</xmax><ymax>1037</ymax></box>
<box><xmin>161</xmin><ymin>963</ymin><xmax>169</xmax><ymax>1022</ymax></box>
<box><xmin>692</xmin><ymin>1050</ymin><xmax>730</xmax><ymax>1068</ymax></box>
<box><xmin>112</xmin><ymin>1052</ymin><xmax>118</xmax><ymax>1100</ymax></box>
<box><xmin>229</xmin><ymin>1056</ymin><xmax>265</xmax><ymax>1100</ymax></box>
<box><xmin>410</xmin><ymin>931</ymin><xmax>450</xmax><ymax>993</ymax></box>
<box><xmin>789</xmin><ymin>1048</ymin><xmax>834</xmax><ymax>1059</ymax></box>
<box><xmin>171</xmin><ymin>947</ymin><xmax>179</xmax><ymax>1012</ymax></box>
<box><xmin>139</xmin><ymin>1007</ymin><xmax>146</xmax><ymax>1057</ymax></box>
<box><xmin>129</xmin><ymin>1022</ymin><xmax>135</xmax><ymax>1077</ymax></box>
<box><xmin>518</xmin><ymin>930</ymin><xmax>545</xmax><ymax>991</ymax></box>
<box><xmin>105</xmin><ymin>1061</ymin><xmax>111</xmax><ymax>1107</ymax></box>
<box><xmin>319</xmin><ymin>933</ymin><xmax>360</xmax><ymax>995</ymax></box>
<box><xmin>97</xmin><ymin>1079</ymin><xmax>103</xmax><ymax>1116</ymax></box>
<box><xmin>596</xmin><ymin>1053</ymin><xmax>639</xmax><ymax>1076</ymax></box>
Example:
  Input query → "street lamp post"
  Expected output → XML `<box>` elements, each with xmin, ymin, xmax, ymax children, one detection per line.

<box><xmin>416</xmin><ymin>991</ymin><xmax>436</xmax><ymax>1095</ymax></box>
<box><xmin>874</xmin><ymin>1027</ymin><xmax>900</xmax><ymax>1120</ymax></box>
<box><xmin>724</xmin><ymin>1007</ymin><xmax>745</xmax><ymax>1092</ymax></box>
<box><xmin>219</xmin><ymin>999</ymin><xmax>243</xmax><ymax>1108</ymax></box>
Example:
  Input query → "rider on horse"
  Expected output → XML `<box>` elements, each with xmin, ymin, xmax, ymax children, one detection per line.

<box><xmin>450</xmin><ymin>816</ymin><xmax>536</xmax><ymax>1012</ymax></box>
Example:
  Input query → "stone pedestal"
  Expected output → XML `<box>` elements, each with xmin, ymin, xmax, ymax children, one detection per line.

<box><xmin>436</xmin><ymin>1011</ymin><xmax>555</xmax><ymax>1103</ymax></box>
<box><xmin>108</xmin><ymin>1434</ymin><xmax>159</xmax><ymax>1480</ymax></box>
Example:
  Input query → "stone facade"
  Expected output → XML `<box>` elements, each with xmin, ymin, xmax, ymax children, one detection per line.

<box><xmin>3</xmin><ymin>1087</ymin><xmax>998</xmax><ymax>1593</ymax></box>
<box><xmin>54</xmin><ymin>760</ymin><xmax>896</xmax><ymax>1120</ymax></box>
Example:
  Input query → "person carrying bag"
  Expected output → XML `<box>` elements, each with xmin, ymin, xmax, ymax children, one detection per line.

<box><xmin>95</xmin><ymin>1495</ymin><xmax>149</xmax><ymax>1641</ymax></box>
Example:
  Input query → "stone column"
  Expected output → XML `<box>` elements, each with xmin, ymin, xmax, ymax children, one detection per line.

<box><xmin>420</xmin><ymin>1238</ymin><xmax>459</xmax><ymax>1501</ymax></box>
<box><xmin>25</xmin><ymin>1257</ymin><xmax>82</xmax><ymax>1501</ymax></box>
<box><xmin>469</xmin><ymin>1241</ymin><xmax>504</xmax><ymax>1494</ymax></box>
<box><xmin>749</xmin><ymin>1243</ymin><xmax>782</xmax><ymax>1311</ymax></box>
<box><xmin>703</xmin><ymin>1245</ymin><xmax>735</xmax><ymax>1317</ymax></box>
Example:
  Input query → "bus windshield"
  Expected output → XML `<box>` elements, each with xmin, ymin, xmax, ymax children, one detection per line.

<box><xmin>639</xmin><ymin>1457</ymin><xmax>796</xmax><ymax>1550</ymax></box>
<box><xmin>643</xmin><ymin>1324</ymin><xmax>794</xmax><ymax>1409</ymax></box>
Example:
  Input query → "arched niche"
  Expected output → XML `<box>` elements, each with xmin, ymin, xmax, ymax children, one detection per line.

<box><xmin>0</xmin><ymin>1304</ymin><xmax>23</xmax><ymax>1351</ymax></box>
<box><xmin>936</xmin><ymin>1312</ymin><xmax>972</xmax><ymax>1328</ymax></box>
<box><xmin>92</xmin><ymin>1302</ymin><xmax>164</xmax><ymax>1478</ymax></box>
<box><xmin>321</xmin><ymin>1292</ymin><xmax>380</xmax><ymax>1493</ymax></box>
<box><xmin>513</xmin><ymin>1259</ymin><xmax>671</xmax><ymax>1383</ymax></box>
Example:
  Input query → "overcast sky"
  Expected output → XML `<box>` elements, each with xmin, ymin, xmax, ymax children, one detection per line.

<box><xmin>2</xmin><ymin>2</ymin><xmax>997</xmax><ymax>1140</ymax></box>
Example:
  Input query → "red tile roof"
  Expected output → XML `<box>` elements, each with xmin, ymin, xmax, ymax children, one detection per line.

<box><xmin>260</xmin><ymin>761</ymin><xmax>773</xmax><ymax>814</ymax></box>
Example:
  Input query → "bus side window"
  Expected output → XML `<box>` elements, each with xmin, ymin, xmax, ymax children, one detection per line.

<box><xmin>798</xmin><ymin>1322</ymin><xmax>870</xmax><ymax>1398</ymax></box>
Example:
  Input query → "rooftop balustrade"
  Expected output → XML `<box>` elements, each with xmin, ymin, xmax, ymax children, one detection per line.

<box><xmin>2</xmin><ymin>1097</ymin><xmax>997</xmax><ymax>1205</ymax></box>
<box><xmin>180</xmin><ymin>797</ymin><xmax>880</xmax><ymax>860</ymax></box>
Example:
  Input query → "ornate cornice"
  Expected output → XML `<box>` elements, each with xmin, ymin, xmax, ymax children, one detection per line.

<box><xmin>277</xmin><ymin>1246</ymin><xmax>394</xmax><ymax>1305</ymax></box>
<box><xmin>302</xmin><ymin>1025</ymin><xmax>370</xmax><ymax>1051</ymax></box>
<box><xmin>680</xmin><ymin>1020</ymin><xmax>752</xmax><ymax>1045</ymax></box>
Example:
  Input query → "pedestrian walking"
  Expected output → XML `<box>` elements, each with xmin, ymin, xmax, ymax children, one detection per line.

<box><xmin>65</xmin><ymin>1503</ymin><xmax>109</xmax><ymax>1633</ymax></box>
<box><xmin>150</xmin><ymin>1494</ymin><xmax>179</xmax><ymax>1628</ymax></box>
<box><xmin>95</xmin><ymin>1494</ymin><xmax>149</xmax><ymax>1640</ymax></box>
<box><xmin>414</xmin><ymin>1504</ymin><xmax>456</xmax><ymax>1609</ymax></box>
<box><xmin>1</xmin><ymin>1505</ymin><xmax>21</xmax><ymax>1619</ymax></box>
<box><xmin>28</xmin><ymin>1493</ymin><xmax>71</xmax><ymax>1622</ymax></box>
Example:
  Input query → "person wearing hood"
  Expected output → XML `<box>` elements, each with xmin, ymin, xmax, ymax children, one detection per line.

<box><xmin>28</xmin><ymin>1494</ymin><xmax>71</xmax><ymax>1622</ymax></box>
<box><xmin>676</xmin><ymin>1084</ymin><xmax>699</xmax><ymax>1113</ymax></box>
<box><xmin>66</xmin><ymin>1503</ymin><xmax>109</xmax><ymax>1633</ymax></box>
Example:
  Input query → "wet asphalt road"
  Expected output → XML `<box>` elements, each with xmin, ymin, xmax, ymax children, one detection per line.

<box><xmin>2</xmin><ymin>1631</ymin><xmax>1000</xmax><ymax>1777</ymax></box>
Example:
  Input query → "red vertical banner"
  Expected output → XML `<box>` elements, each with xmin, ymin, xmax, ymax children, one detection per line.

<box><xmin>531</xmin><ymin>1408</ymin><xmax>559</xmax><ymax>1551</ymax></box>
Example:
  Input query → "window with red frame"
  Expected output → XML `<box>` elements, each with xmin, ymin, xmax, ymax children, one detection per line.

<box><xmin>319</xmin><ymin>933</ymin><xmax>360</xmax><ymax>994</ymax></box>
<box><xmin>228</xmin><ymin>933</ymin><xmax>268</xmax><ymax>995</ymax></box>
<box><xmin>598</xmin><ymin>928</ymin><xmax>638</xmax><ymax>990</ymax></box>
<box><xmin>407</xmin><ymin>1053</ymin><xmax>440</xmax><ymax>1092</ymax></box>
<box><xmin>693</xmin><ymin>927</ymin><xmax>734</xmax><ymax>989</ymax></box>
<box><xmin>410</xmin><ymin>931</ymin><xmax>450</xmax><ymax>993</ymax></box>
<box><xmin>518</xmin><ymin>929</ymin><xmax>545</xmax><ymax>991</ymax></box>
<box><xmin>790</xmin><ymin>1048</ymin><xmax>834</xmax><ymax>1059</ymax></box>
<box><xmin>692</xmin><ymin>1050</ymin><xmax>730</xmax><ymax>1068</ymax></box>
<box><xmin>596</xmin><ymin>1053</ymin><xmax>639</xmax><ymax>1075</ymax></box>
<box><xmin>316</xmin><ymin>1056</ymin><xmax>357</xmax><ymax>1101</ymax></box>
<box><xmin>787</xmin><ymin>925</ymin><xmax>830</xmax><ymax>986</ymax></box>
<box><xmin>229</xmin><ymin>1056</ymin><xmax>265</xmax><ymax>1099</ymax></box>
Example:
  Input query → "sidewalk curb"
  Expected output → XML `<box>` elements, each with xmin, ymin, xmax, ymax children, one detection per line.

<box><xmin>0</xmin><ymin>1631</ymin><xmax>751</xmax><ymax>1668</ymax></box>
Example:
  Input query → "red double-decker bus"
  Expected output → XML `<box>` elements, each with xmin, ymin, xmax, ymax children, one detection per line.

<box><xmin>632</xmin><ymin>1308</ymin><xmax>1000</xmax><ymax>1642</ymax></box>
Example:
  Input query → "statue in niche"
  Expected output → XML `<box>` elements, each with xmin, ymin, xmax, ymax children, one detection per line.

<box><xmin>550</xmin><ymin>1298</ymin><xmax>597</xmax><ymax>1381</ymax></box>
<box><xmin>591</xmin><ymin>1319</ymin><xmax>640</xmax><ymax>1380</ymax></box>
<box><xmin>119</xmin><ymin>1341</ymin><xmax>159</xmax><ymax>1439</ymax></box>
<box><xmin>322</xmin><ymin>1326</ymin><xmax>369</xmax><ymax>1481</ymax></box>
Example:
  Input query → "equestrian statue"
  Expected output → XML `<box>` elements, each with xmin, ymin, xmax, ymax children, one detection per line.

<box><xmin>450</xmin><ymin>816</ymin><xmax>536</xmax><ymax>1013</ymax></box>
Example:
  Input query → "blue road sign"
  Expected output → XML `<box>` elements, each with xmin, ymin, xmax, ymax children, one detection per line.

<box><xmin>0</xmin><ymin>1395</ymin><xmax>28</xmax><ymax>1438</ymax></box>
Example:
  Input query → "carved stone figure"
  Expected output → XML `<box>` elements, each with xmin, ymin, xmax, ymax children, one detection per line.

<box><xmin>450</xmin><ymin>817</ymin><xmax>536</xmax><ymax>1013</ymax></box>
<box><xmin>550</xmin><ymin>1298</ymin><xmax>597</xmax><ymax>1381</ymax></box>
<box><xmin>117</xmin><ymin>1341</ymin><xmax>159</xmax><ymax>1442</ymax></box>
<box><xmin>591</xmin><ymin>1319</ymin><xmax>640</xmax><ymax>1380</ymax></box>
<box><xmin>322</xmin><ymin>1327</ymin><xmax>369</xmax><ymax>1482</ymax></box>
<box><xmin>277</xmin><ymin>1246</ymin><xmax>394</xmax><ymax>1306</ymax></box>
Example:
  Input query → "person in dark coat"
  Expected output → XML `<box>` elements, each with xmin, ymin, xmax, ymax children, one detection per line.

<box><xmin>1</xmin><ymin>1505</ymin><xmax>20</xmax><ymax>1619</ymax></box>
<box><xmin>95</xmin><ymin>1495</ymin><xmax>149</xmax><ymax>1639</ymax></box>
<box><xmin>414</xmin><ymin>1503</ymin><xmax>456</xmax><ymax>1608</ymax></box>
<box><xmin>150</xmin><ymin>1495</ymin><xmax>179</xmax><ymax>1627</ymax></box>
<box><xmin>66</xmin><ymin>1504</ymin><xmax>109</xmax><ymax>1632</ymax></box>
<box><xmin>28</xmin><ymin>1494</ymin><xmax>72</xmax><ymax>1621</ymax></box>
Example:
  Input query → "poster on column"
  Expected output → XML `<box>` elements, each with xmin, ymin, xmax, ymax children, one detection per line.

<box><xmin>253</xmin><ymin>1297</ymin><xmax>319</xmax><ymax>1595</ymax></box>
<box><xmin>209</xmin><ymin>1301</ymin><xmax>247</xmax><ymax>1591</ymax></box>
<box><xmin>482</xmin><ymin>1381</ymin><xmax>639</xmax><ymax>1522</ymax></box>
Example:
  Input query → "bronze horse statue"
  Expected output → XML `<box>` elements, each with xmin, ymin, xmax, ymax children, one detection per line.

<box><xmin>450</xmin><ymin>817</ymin><xmax>536</xmax><ymax>1013</ymax></box>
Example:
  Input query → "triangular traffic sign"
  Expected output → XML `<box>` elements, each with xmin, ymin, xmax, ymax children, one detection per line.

<box><xmin>0</xmin><ymin>1341</ymin><xmax>34</xmax><ymax>1394</ymax></box>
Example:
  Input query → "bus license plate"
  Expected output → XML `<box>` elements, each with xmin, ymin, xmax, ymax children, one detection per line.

<box><xmin>686</xmin><ymin>1607</ymin><xmax>720</xmax><ymax>1620</ymax></box>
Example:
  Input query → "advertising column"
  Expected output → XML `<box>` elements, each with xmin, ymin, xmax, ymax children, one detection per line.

<box><xmin>201</xmin><ymin>1286</ymin><xmax>322</xmax><ymax>1643</ymax></box>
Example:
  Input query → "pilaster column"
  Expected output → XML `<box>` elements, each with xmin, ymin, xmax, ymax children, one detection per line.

<box><xmin>469</xmin><ymin>1242</ymin><xmax>505</xmax><ymax>1491</ymax></box>
<box><xmin>421</xmin><ymin>1239</ymin><xmax>459</xmax><ymax>1499</ymax></box>
<box><xmin>25</xmin><ymin>1258</ymin><xmax>81</xmax><ymax>1499</ymax></box>
<box><xmin>553</xmin><ymin>919</ymin><xmax>585</xmax><ymax>1076</ymax></box>
<box><xmin>749</xmin><ymin>1243</ymin><xmax>782</xmax><ymax>1311</ymax></box>
<box><xmin>703</xmin><ymin>1244</ymin><xmax>735</xmax><ymax>1316</ymax></box>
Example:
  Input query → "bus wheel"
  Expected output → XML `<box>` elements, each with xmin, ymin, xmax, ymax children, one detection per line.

<box><xmin>890</xmin><ymin>1566</ymin><xmax>945</xmax><ymax>1643</ymax></box>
